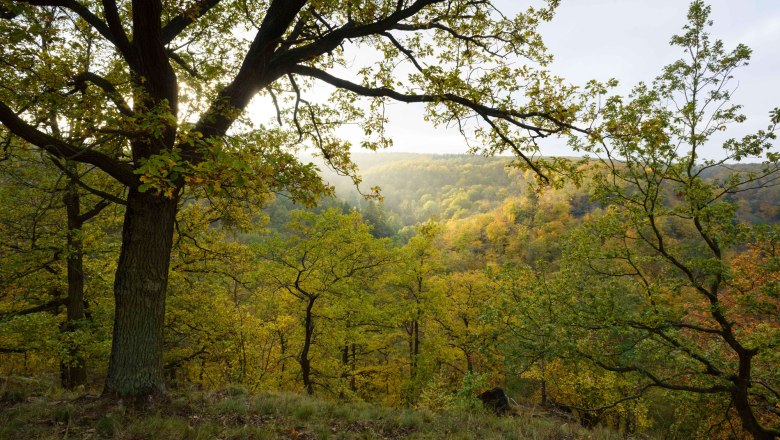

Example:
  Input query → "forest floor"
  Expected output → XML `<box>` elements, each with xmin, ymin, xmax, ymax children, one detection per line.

<box><xmin>0</xmin><ymin>381</ymin><xmax>630</xmax><ymax>440</ymax></box>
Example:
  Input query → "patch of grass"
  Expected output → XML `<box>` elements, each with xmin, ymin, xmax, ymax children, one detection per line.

<box><xmin>125</xmin><ymin>413</ymin><xmax>193</xmax><ymax>439</ymax></box>
<box><xmin>214</xmin><ymin>396</ymin><xmax>249</xmax><ymax>417</ymax></box>
<box><xmin>0</xmin><ymin>388</ymin><xmax>25</xmax><ymax>405</ymax></box>
<box><xmin>0</xmin><ymin>386</ymin><xmax>638</xmax><ymax>439</ymax></box>
<box><xmin>224</xmin><ymin>384</ymin><xmax>249</xmax><ymax>397</ymax></box>
<box><xmin>96</xmin><ymin>412</ymin><xmax>123</xmax><ymax>438</ymax></box>
<box><xmin>394</xmin><ymin>408</ymin><xmax>425</xmax><ymax>431</ymax></box>
<box><xmin>250</xmin><ymin>392</ymin><xmax>279</xmax><ymax>416</ymax></box>
<box><xmin>53</xmin><ymin>403</ymin><xmax>76</xmax><ymax>423</ymax></box>
<box><xmin>291</xmin><ymin>400</ymin><xmax>317</xmax><ymax>421</ymax></box>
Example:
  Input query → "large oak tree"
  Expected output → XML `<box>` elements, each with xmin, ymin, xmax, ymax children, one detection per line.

<box><xmin>0</xmin><ymin>0</ymin><xmax>578</xmax><ymax>397</ymax></box>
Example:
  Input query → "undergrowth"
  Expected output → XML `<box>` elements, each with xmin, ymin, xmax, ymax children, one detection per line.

<box><xmin>0</xmin><ymin>381</ymin><xmax>629</xmax><ymax>439</ymax></box>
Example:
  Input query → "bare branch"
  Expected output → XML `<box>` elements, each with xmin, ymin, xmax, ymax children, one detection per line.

<box><xmin>289</xmin><ymin>65</ymin><xmax>567</xmax><ymax>134</ymax></box>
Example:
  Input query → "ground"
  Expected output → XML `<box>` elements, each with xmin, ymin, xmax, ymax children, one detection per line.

<box><xmin>0</xmin><ymin>381</ymin><xmax>630</xmax><ymax>439</ymax></box>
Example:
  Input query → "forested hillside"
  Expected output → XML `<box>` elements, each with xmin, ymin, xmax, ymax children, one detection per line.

<box><xmin>7</xmin><ymin>150</ymin><xmax>779</xmax><ymax>438</ymax></box>
<box><xmin>313</xmin><ymin>152</ymin><xmax>780</xmax><ymax>236</ymax></box>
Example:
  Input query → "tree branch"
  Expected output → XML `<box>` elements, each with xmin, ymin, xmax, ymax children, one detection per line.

<box><xmin>161</xmin><ymin>0</ymin><xmax>223</xmax><ymax>44</ymax></box>
<box><xmin>582</xmin><ymin>352</ymin><xmax>731</xmax><ymax>394</ymax></box>
<box><xmin>0</xmin><ymin>298</ymin><xmax>67</xmax><ymax>324</ymax></box>
<box><xmin>48</xmin><ymin>158</ymin><xmax>128</xmax><ymax>205</ymax></box>
<box><xmin>166</xmin><ymin>50</ymin><xmax>201</xmax><ymax>79</ymax></box>
<box><xmin>190</xmin><ymin>0</ymin><xmax>307</xmax><ymax>144</ymax></box>
<box><xmin>100</xmin><ymin>0</ymin><xmax>133</xmax><ymax>60</ymax></box>
<box><xmin>289</xmin><ymin>65</ymin><xmax>558</xmax><ymax>133</ymax></box>
<box><xmin>78</xmin><ymin>199</ymin><xmax>111</xmax><ymax>223</ymax></box>
<box><xmin>14</xmin><ymin>1</ymin><xmax>126</xmax><ymax>55</ymax></box>
<box><xmin>69</xmin><ymin>71</ymin><xmax>133</xmax><ymax>116</ymax></box>
<box><xmin>0</xmin><ymin>101</ymin><xmax>138</xmax><ymax>187</ymax></box>
<box><xmin>273</xmin><ymin>0</ymin><xmax>442</xmax><ymax>66</ymax></box>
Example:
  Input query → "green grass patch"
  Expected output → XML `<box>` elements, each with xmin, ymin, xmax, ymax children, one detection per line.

<box><xmin>0</xmin><ymin>386</ymin><xmax>636</xmax><ymax>439</ymax></box>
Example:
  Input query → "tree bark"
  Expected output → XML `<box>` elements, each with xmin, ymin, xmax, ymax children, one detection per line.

<box><xmin>104</xmin><ymin>188</ymin><xmax>178</xmax><ymax>398</ymax></box>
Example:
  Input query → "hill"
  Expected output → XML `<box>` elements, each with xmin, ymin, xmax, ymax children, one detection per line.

<box><xmin>315</xmin><ymin>153</ymin><xmax>780</xmax><ymax>226</ymax></box>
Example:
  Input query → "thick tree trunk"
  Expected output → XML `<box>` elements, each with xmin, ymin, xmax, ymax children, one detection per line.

<box><xmin>61</xmin><ymin>177</ymin><xmax>87</xmax><ymax>389</ymax></box>
<box><xmin>104</xmin><ymin>189</ymin><xmax>178</xmax><ymax>398</ymax></box>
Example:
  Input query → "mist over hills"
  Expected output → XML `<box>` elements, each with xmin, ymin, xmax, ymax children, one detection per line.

<box><xmin>303</xmin><ymin>153</ymin><xmax>780</xmax><ymax>229</ymax></box>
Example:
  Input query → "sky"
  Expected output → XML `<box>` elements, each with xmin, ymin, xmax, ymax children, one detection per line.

<box><xmin>343</xmin><ymin>0</ymin><xmax>780</xmax><ymax>158</ymax></box>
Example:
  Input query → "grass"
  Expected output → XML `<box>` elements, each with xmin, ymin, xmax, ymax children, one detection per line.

<box><xmin>0</xmin><ymin>384</ymin><xmax>630</xmax><ymax>439</ymax></box>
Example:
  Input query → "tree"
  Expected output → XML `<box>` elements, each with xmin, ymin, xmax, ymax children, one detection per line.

<box><xmin>0</xmin><ymin>0</ymin><xmax>580</xmax><ymax>397</ymax></box>
<box><xmin>432</xmin><ymin>270</ymin><xmax>496</xmax><ymax>375</ymax></box>
<box><xmin>163</xmin><ymin>197</ymin><xmax>264</xmax><ymax>387</ymax></box>
<box><xmin>257</xmin><ymin>209</ymin><xmax>391</xmax><ymax>395</ymax></box>
<box><xmin>386</xmin><ymin>221</ymin><xmax>444</xmax><ymax>403</ymax></box>
<box><xmin>567</xmin><ymin>2</ymin><xmax>779</xmax><ymax>437</ymax></box>
<box><xmin>0</xmin><ymin>144</ymin><xmax>120</xmax><ymax>388</ymax></box>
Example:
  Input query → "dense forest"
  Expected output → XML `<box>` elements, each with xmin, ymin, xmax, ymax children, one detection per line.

<box><xmin>1</xmin><ymin>0</ymin><xmax>778</xmax><ymax>439</ymax></box>
<box><xmin>3</xmin><ymin>150</ymin><xmax>779</xmax><ymax>438</ymax></box>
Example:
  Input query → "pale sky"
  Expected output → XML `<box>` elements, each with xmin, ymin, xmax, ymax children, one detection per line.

<box><xmin>245</xmin><ymin>1</ymin><xmax>780</xmax><ymax>159</ymax></box>
<box><xmin>356</xmin><ymin>0</ymin><xmax>780</xmax><ymax>158</ymax></box>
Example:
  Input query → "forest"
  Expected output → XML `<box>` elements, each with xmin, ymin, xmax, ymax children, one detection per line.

<box><xmin>1</xmin><ymin>0</ymin><xmax>779</xmax><ymax>439</ymax></box>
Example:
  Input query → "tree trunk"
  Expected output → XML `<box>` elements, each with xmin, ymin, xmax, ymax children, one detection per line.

<box><xmin>540</xmin><ymin>358</ymin><xmax>548</xmax><ymax>406</ymax></box>
<box><xmin>300</xmin><ymin>295</ymin><xmax>316</xmax><ymax>395</ymax></box>
<box><xmin>412</xmin><ymin>319</ymin><xmax>420</xmax><ymax>378</ymax></box>
<box><xmin>278</xmin><ymin>330</ymin><xmax>286</xmax><ymax>386</ymax></box>
<box><xmin>104</xmin><ymin>189</ymin><xmax>178</xmax><ymax>398</ymax></box>
<box><xmin>339</xmin><ymin>344</ymin><xmax>349</xmax><ymax>400</ymax></box>
<box><xmin>60</xmin><ymin>176</ymin><xmax>87</xmax><ymax>389</ymax></box>
<box><xmin>350</xmin><ymin>343</ymin><xmax>356</xmax><ymax>393</ymax></box>
<box><xmin>733</xmin><ymin>386</ymin><xmax>775</xmax><ymax>440</ymax></box>
<box><xmin>731</xmin><ymin>355</ymin><xmax>776</xmax><ymax>440</ymax></box>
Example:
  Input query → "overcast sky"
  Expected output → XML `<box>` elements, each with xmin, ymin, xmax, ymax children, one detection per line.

<box><xmin>354</xmin><ymin>0</ymin><xmax>780</xmax><ymax>158</ymax></box>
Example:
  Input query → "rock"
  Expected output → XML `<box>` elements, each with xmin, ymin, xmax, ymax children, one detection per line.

<box><xmin>477</xmin><ymin>387</ymin><xmax>510</xmax><ymax>415</ymax></box>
